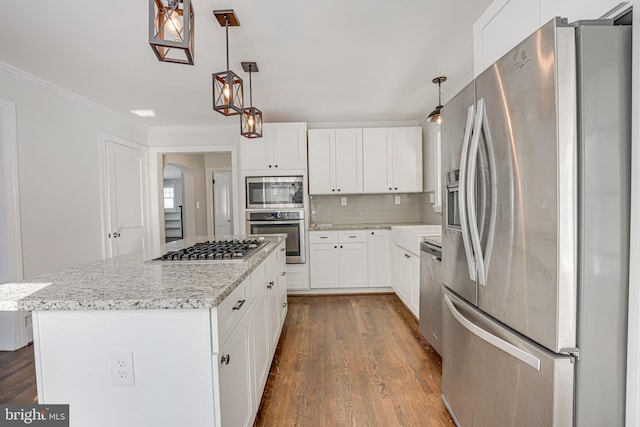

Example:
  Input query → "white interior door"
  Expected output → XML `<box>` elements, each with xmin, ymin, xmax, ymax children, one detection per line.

<box><xmin>213</xmin><ymin>172</ymin><xmax>232</xmax><ymax>236</ymax></box>
<box><xmin>106</xmin><ymin>140</ymin><xmax>148</xmax><ymax>257</ymax></box>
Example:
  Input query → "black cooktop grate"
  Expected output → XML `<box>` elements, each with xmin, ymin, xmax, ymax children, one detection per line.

<box><xmin>156</xmin><ymin>239</ymin><xmax>266</xmax><ymax>261</ymax></box>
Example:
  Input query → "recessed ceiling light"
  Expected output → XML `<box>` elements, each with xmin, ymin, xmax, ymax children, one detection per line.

<box><xmin>130</xmin><ymin>109</ymin><xmax>156</xmax><ymax>117</ymax></box>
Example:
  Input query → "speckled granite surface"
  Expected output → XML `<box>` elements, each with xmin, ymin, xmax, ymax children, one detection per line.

<box><xmin>423</xmin><ymin>236</ymin><xmax>442</xmax><ymax>247</ymax></box>
<box><xmin>0</xmin><ymin>236</ymin><xmax>285</xmax><ymax>312</ymax></box>
<box><xmin>308</xmin><ymin>223</ymin><xmax>435</xmax><ymax>231</ymax></box>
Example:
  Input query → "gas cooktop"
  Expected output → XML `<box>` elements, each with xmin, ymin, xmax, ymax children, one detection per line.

<box><xmin>155</xmin><ymin>239</ymin><xmax>267</xmax><ymax>262</ymax></box>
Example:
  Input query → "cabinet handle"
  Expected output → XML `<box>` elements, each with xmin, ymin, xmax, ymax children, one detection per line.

<box><xmin>332</xmin><ymin>189</ymin><xmax>335</xmax><ymax>192</ymax></box>
<box><xmin>281</xmin><ymin>271</ymin><xmax>286</xmax><ymax>276</ymax></box>
<box><xmin>232</xmin><ymin>300</ymin><xmax>246</xmax><ymax>310</ymax></box>
<box><xmin>371</xmin><ymin>232</ymin><xmax>375</xmax><ymax>235</ymax></box>
<box><xmin>348</xmin><ymin>235</ymin><xmax>357</xmax><ymax>238</ymax></box>
<box><xmin>389</xmin><ymin>187</ymin><xmax>392</xmax><ymax>190</ymax></box>
<box><xmin>394</xmin><ymin>187</ymin><xmax>398</xmax><ymax>190</ymax></box>
<box><xmin>268</xmin><ymin>165</ymin><xmax>272</xmax><ymax>168</ymax></box>
<box><xmin>334</xmin><ymin>245</ymin><xmax>337</xmax><ymax>249</ymax></box>
<box><xmin>319</xmin><ymin>236</ymin><xmax>328</xmax><ymax>239</ymax></box>
<box><xmin>275</xmin><ymin>165</ymin><xmax>278</xmax><ymax>168</ymax></box>
<box><xmin>280</xmin><ymin>247</ymin><xmax>285</xmax><ymax>251</ymax></box>
<box><xmin>283</xmin><ymin>302</ymin><xmax>288</xmax><ymax>308</ymax></box>
<box><xmin>337</xmin><ymin>189</ymin><xmax>341</xmax><ymax>192</ymax></box>
<box><xmin>340</xmin><ymin>245</ymin><xmax>343</xmax><ymax>249</ymax></box>
<box><xmin>267</xmin><ymin>281</ymin><xmax>274</xmax><ymax>289</ymax></box>
<box><xmin>221</xmin><ymin>354</ymin><xmax>230</xmax><ymax>365</ymax></box>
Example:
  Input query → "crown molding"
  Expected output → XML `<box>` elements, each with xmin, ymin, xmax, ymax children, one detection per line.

<box><xmin>307</xmin><ymin>120</ymin><xmax>419</xmax><ymax>130</ymax></box>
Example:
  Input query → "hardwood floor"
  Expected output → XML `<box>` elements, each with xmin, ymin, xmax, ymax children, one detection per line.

<box><xmin>0</xmin><ymin>343</ymin><xmax>37</xmax><ymax>404</ymax></box>
<box><xmin>255</xmin><ymin>295</ymin><xmax>453</xmax><ymax>426</ymax></box>
<box><xmin>0</xmin><ymin>295</ymin><xmax>453</xmax><ymax>426</ymax></box>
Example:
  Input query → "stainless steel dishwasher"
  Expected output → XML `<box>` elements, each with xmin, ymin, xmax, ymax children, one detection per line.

<box><xmin>419</xmin><ymin>241</ymin><xmax>443</xmax><ymax>355</ymax></box>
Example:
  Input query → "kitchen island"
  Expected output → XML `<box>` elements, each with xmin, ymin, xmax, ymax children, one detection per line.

<box><xmin>0</xmin><ymin>235</ymin><xmax>287</xmax><ymax>427</ymax></box>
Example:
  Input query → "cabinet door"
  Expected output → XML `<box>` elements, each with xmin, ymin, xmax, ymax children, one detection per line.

<box><xmin>338</xmin><ymin>243</ymin><xmax>368</xmax><ymax>288</ymax></box>
<box><xmin>241</xmin><ymin>135</ymin><xmax>271</xmax><ymax>171</ymax></box>
<box><xmin>367</xmin><ymin>230</ymin><xmax>391</xmax><ymax>287</ymax></box>
<box><xmin>473</xmin><ymin>0</ymin><xmax>541</xmax><ymax>76</ymax></box>
<box><xmin>391</xmin><ymin>127</ymin><xmax>422</xmax><ymax>192</ymax></box>
<box><xmin>267</xmin><ymin>272</ymin><xmax>280</xmax><ymax>354</ymax></box>
<box><xmin>408</xmin><ymin>252</ymin><xmax>420</xmax><ymax>318</ymax></box>
<box><xmin>251</xmin><ymin>287</ymin><xmax>270</xmax><ymax>403</ymax></box>
<box><xmin>308</xmin><ymin>129</ymin><xmax>336</xmax><ymax>194</ymax></box>
<box><xmin>363</xmin><ymin>128</ymin><xmax>392</xmax><ymax>192</ymax></box>
<box><xmin>310</xmin><ymin>244</ymin><xmax>340</xmax><ymax>288</ymax></box>
<box><xmin>217</xmin><ymin>314</ymin><xmax>253</xmax><ymax>427</ymax></box>
<box><xmin>393</xmin><ymin>245</ymin><xmax>411</xmax><ymax>308</ymax></box>
<box><xmin>271</xmin><ymin>125</ymin><xmax>307</xmax><ymax>170</ymax></box>
<box><xmin>277</xmin><ymin>267</ymin><xmax>288</xmax><ymax>324</ymax></box>
<box><xmin>334</xmin><ymin>129</ymin><xmax>363</xmax><ymax>194</ymax></box>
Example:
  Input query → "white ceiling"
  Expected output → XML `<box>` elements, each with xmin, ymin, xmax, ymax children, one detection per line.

<box><xmin>1</xmin><ymin>0</ymin><xmax>493</xmax><ymax>129</ymax></box>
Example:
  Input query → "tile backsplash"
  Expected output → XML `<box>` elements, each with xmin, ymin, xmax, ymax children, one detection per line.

<box><xmin>310</xmin><ymin>193</ymin><xmax>442</xmax><ymax>225</ymax></box>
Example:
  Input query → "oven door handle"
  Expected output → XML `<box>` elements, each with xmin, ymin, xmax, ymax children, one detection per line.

<box><xmin>246</xmin><ymin>220</ymin><xmax>303</xmax><ymax>225</ymax></box>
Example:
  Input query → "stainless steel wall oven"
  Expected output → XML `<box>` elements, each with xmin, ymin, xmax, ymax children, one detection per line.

<box><xmin>246</xmin><ymin>210</ymin><xmax>306</xmax><ymax>264</ymax></box>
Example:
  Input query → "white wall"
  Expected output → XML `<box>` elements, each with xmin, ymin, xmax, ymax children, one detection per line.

<box><xmin>0</xmin><ymin>66</ymin><xmax>146</xmax><ymax>278</ymax></box>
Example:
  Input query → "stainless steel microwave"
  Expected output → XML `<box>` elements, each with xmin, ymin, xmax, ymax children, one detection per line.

<box><xmin>246</xmin><ymin>176</ymin><xmax>304</xmax><ymax>209</ymax></box>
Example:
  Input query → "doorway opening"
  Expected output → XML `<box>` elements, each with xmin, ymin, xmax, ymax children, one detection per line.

<box><xmin>152</xmin><ymin>149</ymin><xmax>236</xmax><ymax>246</ymax></box>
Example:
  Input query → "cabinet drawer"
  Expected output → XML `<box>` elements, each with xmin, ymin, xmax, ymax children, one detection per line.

<box><xmin>309</xmin><ymin>231</ymin><xmax>338</xmax><ymax>244</ymax></box>
<box><xmin>212</xmin><ymin>278</ymin><xmax>250</xmax><ymax>353</ymax></box>
<box><xmin>338</xmin><ymin>230</ymin><xmax>367</xmax><ymax>243</ymax></box>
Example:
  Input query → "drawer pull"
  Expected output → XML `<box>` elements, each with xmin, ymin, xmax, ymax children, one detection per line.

<box><xmin>348</xmin><ymin>235</ymin><xmax>357</xmax><ymax>238</ymax></box>
<box><xmin>320</xmin><ymin>236</ymin><xmax>328</xmax><ymax>239</ymax></box>
<box><xmin>281</xmin><ymin>271</ymin><xmax>286</xmax><ymax>277</ymax></box>
<box><xmin>283</xmin><ymin>302</ymin><xmax>288</xmax><ymax>308</ymax></box>
<box><xmin>267</xmin><ymin>281</ymin><xmax>274</xmax><ymax>289</ymax></box>
<box><xmin>232</xmin><ymin>300</ymin><xmax>246</xmax><ymax>311</ymax></box>
<box><xmin>221</xmin><ymin>354</ymin><xmax>230</xmax><ymax>365</ymax></box>
<box><xmin>280</xmin><ymin>247</ymin><xmax>285</xmax><ymax>251</ymax></box>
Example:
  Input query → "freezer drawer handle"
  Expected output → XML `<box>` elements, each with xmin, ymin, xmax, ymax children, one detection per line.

<box><xmin>444</xmin><ymin>294</ymin><xmax>541</xmax><ymax>371</ymax></box>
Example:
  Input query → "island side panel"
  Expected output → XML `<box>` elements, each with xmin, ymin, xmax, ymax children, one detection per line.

<box><xmin>32</xmin><ymin>308</ymin><xmax>215</xmax><ymax>427</ymax></box>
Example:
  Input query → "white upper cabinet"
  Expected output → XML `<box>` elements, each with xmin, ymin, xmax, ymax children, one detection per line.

<box><xmin>363</xmin><ymin>127</ymin><xmax>422</xmax><ymax>193</ymax></box>
<box><xmin>241</xmin><ymin>123</ymin><xmax>307</xmax><ymax>172</ymax></box>
<box><xmin>308</xmin><ymin>128</ymin><xmax>363</xmax><ymax>195</ymax></box>
<box><xmin>474</xmin><ymin>0</ymin><xmax>630</xmax><ymax>77</ymax></box>
<box><xmin>422</xmin><ymin>122</ymin><xmax>442</xmax><ymax>212</ymax></box>
<box><xmin>473</xmin><ymin>0</ymin><xmax>540</xmax><ymax>77</ymax></box>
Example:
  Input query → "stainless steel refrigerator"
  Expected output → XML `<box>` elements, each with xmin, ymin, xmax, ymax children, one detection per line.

<box><xmin>440</xmin><ymin>18</ymin><xmax>631</xmax><ymax>426</ymax></box>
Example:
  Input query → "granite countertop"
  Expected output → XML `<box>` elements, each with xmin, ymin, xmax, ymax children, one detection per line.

<box><xmin>423</xmin><ymin>236</ymin><xmax>442</xmax><ymax>247</ymax></box>
<box><xmin>309</xmin><ymin>223</ymin><xmax>437</xmax><ymax>231</ymax></box>
<box><xmin>0</xmin><ymin>235</ymin><xmax>285</xmax><ymax>312</ymax></box>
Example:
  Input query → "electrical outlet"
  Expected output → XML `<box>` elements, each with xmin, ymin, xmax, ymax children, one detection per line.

<box><xmin>429</xmin><ymin>193</ymin><xmax>435</xmax><ymax>203</ymax></box>
<box><xmin>395</xmin><ymin>195</ymin><xmax>401</xmax><ymax>205</ymax></box>
<box><xmin>110</xmin><ymin>350</ymin><xmax>135</xmax><ymax>386</ymax></box>
<box><xmin>341</xmin><ymin>197</ymin><xmax>347</xmax><ymax>206</ymax></box>
<box><xmin>196</xmin><ymin>201</ymin><xmax>200</xmax><ymax>209</ymax></box>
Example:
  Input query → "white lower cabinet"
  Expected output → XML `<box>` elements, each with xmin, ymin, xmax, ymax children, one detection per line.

<box><xmin>392</xmin><ymin>244</ymin><xmax>420</xmax><ymax>318</ymax></box>
<box><xmin>215</xmin><ymin>311</ymin><xmax>253</xmax><ymax>427</ymax></box>
<box><xmin>367</xmin><ymin>230</ymin><xmax>391</xmax><ymax>287</ymax></box>
<box><xmin>310</xmin><ymin>230</ymin><xmax>392</xmax><ymax>290</ymax></box>
<box><xmin>310</xmin><ymin>231</ymin><xmax>368</xmax><ymax>289</ymax></box>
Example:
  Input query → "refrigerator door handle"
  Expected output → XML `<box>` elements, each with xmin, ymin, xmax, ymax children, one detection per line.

<box><xmin>444</xmin><ymin>294</ymin><xmax>541</xmax><ymax>370</ymax></box>
<box><xmin>467</xmin><ymin>98</ymin><xmax>487</xmax><ymax>286</ymax></box>
<box><xmin>458</xmin><ymin>104</ymin><xmax>477</xmax><ymax>281</ymax></box>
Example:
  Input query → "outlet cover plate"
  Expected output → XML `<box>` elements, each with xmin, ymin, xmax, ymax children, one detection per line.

<box><xmin>110</xmin><ymin>350</ymin><xmax>135</xmax><ymax>386</ymax></box>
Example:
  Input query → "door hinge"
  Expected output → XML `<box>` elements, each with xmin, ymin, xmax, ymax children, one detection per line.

<box><xmin>561</xmin><ymin>347</ymin><xmax>580</xmax><ymax>361</ymax></box>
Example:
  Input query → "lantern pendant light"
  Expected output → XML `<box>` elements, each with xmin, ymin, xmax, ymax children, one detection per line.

<box><xmin>212</xmin><ymin>10</ymin><xmax>243</xmax><ymax>116</ymax></box>
<box><xmin>427</xmin><ymin>76</ymin><xmax>447</xmax><ymax>124</ymax></box>
<box><xmin>240</xmin><ymin>62</ymin><xmax>263</xmax><ymax>139</ymax></box>
<box><xmin>149</xmin><ymin>0</ymin><xmax>195</xmax><ymax>65</ymax></box>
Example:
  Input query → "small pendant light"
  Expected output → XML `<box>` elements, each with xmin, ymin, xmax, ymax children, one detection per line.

<box><xmin>240</xmin><ymin>62</ymin><xmax>263</xmax><ymax>139</ymax></box>
<box><xmin>212</xmin><ymin>10</ymin><xmax>243</xmax><ymax>116</ymax></box>
<box><xmin>149</xmin><ymin>0</ymin><xmax>195</xmax><ymax>65</ymax></box>
<box><xmin>427</xmin><ymin>76</ymin><xmax>447</xmax><ymax>124</ymax></box>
